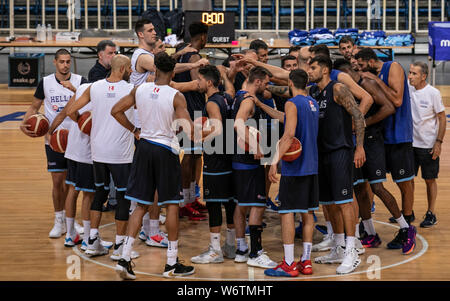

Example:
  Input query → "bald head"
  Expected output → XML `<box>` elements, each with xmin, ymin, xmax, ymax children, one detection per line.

<box><xmin>110</xmin><ymin>54</ymin><xmax>132</xmax><ymax>81</ymax></box>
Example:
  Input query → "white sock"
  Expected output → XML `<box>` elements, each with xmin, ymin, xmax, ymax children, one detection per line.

<box><xmin>149</xmin><ymin>219</ymin><xmax>160</xmax><ymax>237</ymax></box>
<box><xmin>326</xmin><ymin>221</ymin><xmax>333</xmax><ymax>235</ymax></box>
<box><xmin>122</xmin><ymin>236</ymin><xmax>135</xmax><ymax>261</ymax></box>
<box><xmin>363</xmin><ymin>218</ymin><xmax>377</xmax><ymax>236</ymax></box>
<box><xmin>89</xmin><ymin>228</ymin><xmax>99</xmax><ymax>240</ymax></box>
<box><xmin>396</xmin><ymin>215</ymin><xmax>410</xmax><ymax>229</ymax></box>
<box><xmin>283</xmin><ymin>244</ymin><xmax>295</xmax><ymax>265</ymax></box>
<box><xmin>302</xmin><ymin>242</ymin><xmax>312</xmax><ymax>261</ymax></box>
<box><xmin>82</xmin><ymin>220</ymin><xmax>90</xmax><ymax>243</ymax></box>
<box><xmin>334</xmin><ymin>233</ymin><xmax>345</xmax><ymax>247</ymax></box>
<box><xmin>237</xmin><ymin>238</ymin><xmax>248</xmax><ymax>252</ymax></box>
<box><xmin>189</xmin><ymin>182</ymin><xmax>196</xmax><ymax>203</ymax></box>
<box><xmin>142</xmin><ymin>213</ymin><xmax>150</xmax><ymax>236</ymax></box>
<box><xmin>55</xmin><ymin>210</ymin><xmax>64</xmax><ymax>220</ymax></box>
<box><xmin>116</xmin><ymin>235</ymin><xmax>126</xmax><ymax>245</ymax></box>
<box><xmin>66</xmin><ymin>217</ymin><xmax>75</xmax><ymax>237</ymax></box>
<box><xmin>226</xmin><ymin>228</ymin><xmax>236</xmax><ymax>246</ymax></box>
<box><xmin>167</xmin><ymin>240</ymin><xmax>178</xmax><ymax>266</ymax></box>
<box><xmin>346</xmin><ymin>236</ymin><xmax>356</xmax><ymax>250</ymax></box>
<box><xmin>210</xmin><ymin>232</ymin><xmax>221</xmax><ymax>251</ymax></box>
<box><xmin>355</xmin><ymin>223</ymin><xmax>360</xmax><ymax>239</ymax></box>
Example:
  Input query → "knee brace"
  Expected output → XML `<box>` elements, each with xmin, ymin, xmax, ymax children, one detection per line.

<box><xmin>91</xmin><ymin>187</ymin><xmax>109</xmax><ymax>212</ymax></box>
<box><xmin>207</xmin><ymin>202</ymin><xmax>222</xmax><ymax>228</ymax></box>
<box><xmin>115</xmin><ymin>191</ymin><xmax>130</xmax><ymax>221</ymax></box>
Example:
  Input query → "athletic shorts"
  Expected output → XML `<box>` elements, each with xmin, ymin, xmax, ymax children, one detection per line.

<box><xmin>93</xmin><ymin>161</ymin><xmax>131</xmax><ymax>192</ymax></box>
<box><xmin>354</xmin><ymin>132</ymin><xmax>387</xmax><ymax>185</ymax></box>
<box><xmin>125</xmin><ymin>139</ymin><xmax>182</xmax><ymax>206</ymax></box>
<box><xmin>45</xmin><ymin>144</ymin><xmax>67</xmax><ymax>172</ymax></box>
<box><xmin>203</xmin><ymin>171</ymin><xmax>233</xmax><ymax>202</ymax></box>
<box><xmin>414</xmin><ymin>147</ymin><xmax>439</xmax><ymax>179</ymax></box>
<box><xmin>178</xmin><ymin>131</ymin><xmax>203</xmax><ymax>154</ymax></box>
<box><xmin>385</xmin><ymin>142</ymin><xmax>415</xmax><ymax>182</ymax></box>
<box><xmin>66</xmin><ymin>159</ymin><xmax>95</xmax><ymax>192</ymax></box>
<box><xmin>232</xmin><ymin>162</ymin><xmax>266</xmax><ymax>207</ymax></box>
<box><xmin>318</xmin><ymin>148</ymin><xmax>354</xmax><ymax>205</ymax></box>
<box><xmin>278</xmin><ymin>175</ymin><xmax>319</xmax><ymax>213</ymax></box>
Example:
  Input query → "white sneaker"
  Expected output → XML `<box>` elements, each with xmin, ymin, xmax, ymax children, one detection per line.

<box><xmin>355</xmin><ymin>238</ymin><xmax>365</xmax><ymax>255</ymax></box>
<box><xmin>138</xmin><ymin>226</ymin><xmax>147</xmax><ymax>241</ymax></box>
<box><xmin>234</xmin><ymin>249</ymin><xmax>249</xmax><ymax>263</ymax></box>
<box><xmin>64</xmin><ymin>233</ymin><xmax>82</xmax><ymax>247</ymax></box>
<box><xmin>314</xmin><ymin>245</ymin><xmax>345</xmax><ymax>264</ymax></box>
<box><xmin>336</xmin><ymin>248</ymin><xmax>361</xmax><ymax>274</ymax></box>
<box><xmin>145</xmin><ymin>233</ymin><xmax>168</xmax><ymax>248</ymax></box>
<box><xmin>191</xmin><ymin>245</ymin><xmax>224</xmax><ymax>264</ymax></box>
<box><xmin>49</xmin><ymin>217</ymin><xmax>65</xmax><ymax>238</ymax></box>
<box><xmin>110</xmin><ymin>242</ymin><xmax>140</xmax><ymax>261</ymax></box>
<box><xmin>159</xmin><ymin>214</ymin><xmax>166</xmax><ymax>225</ymax></box>
<box><xmin>312</xmin><ymin>233</ymin><xmax>334</xmax><ymax>252</ymax></box>
<box><xmin>85</xmin><ymin>236</ymin><xmax>109</xmax><ymax>257</ymax></box>
<box><xmin>74</xmin><ymin>222</ymin><xmax>84</xmax><ymax>234</ymax></box>
<box><xmin>247</xmin><ymin>252</ymin><xmax>277</xmax><ymax>269</ymax></box>
<box><xmin>81</xmin><ymin>240</ymin><xmax>88</xmax><ymax>251</ymax></box>
<box><xmin>100</xmin><ymin>239</ymin><xmax>114</xmax><ymax>249</ymax></box>
<box><xmin>222</xmin><ymin>243</ymin><xmax>236</xmax><ymax>259</ymax></box>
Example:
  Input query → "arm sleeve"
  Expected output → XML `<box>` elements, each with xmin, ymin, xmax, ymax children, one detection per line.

<box><xmin>33</xmin><ymin>79</ymin><xmax>45</xmax><ymax>100</ymax></box>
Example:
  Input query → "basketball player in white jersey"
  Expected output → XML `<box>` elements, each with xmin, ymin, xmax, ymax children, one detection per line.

<box><xmin>67</xmin><ymin>55</ymin><xmax>137</xmax><ymax>260</ymax></box>
<box><xmin>20</xmin><ymin>48</ymin><xmax>87</xmax><ymax>238</ymax></box>
<box><xmin>112</xmin><ymin>52</ymin><xmax>195</xmax><ymax>280</ymax></box>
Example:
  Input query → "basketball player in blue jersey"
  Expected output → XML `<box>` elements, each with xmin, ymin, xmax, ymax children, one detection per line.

<box><xmin>173</xmin><ymin>22</ymin><xmax>210</xmax><ymax>220</ymax></box>
<box><xmin>231</xmin><ymin>66</ymin><xmax>277</xmax><ymax>269</ymax></box>
<box><xmin>20</xmin><ymin>49</ymin><xmax>88</xmax><ymax>239</ymax></box>
<box><xmin>111</xmin><ymin>52</ymin><xmax>195</xmax><ymax>280</ymax></box>
<box><xmin>262</xmin><ymin>69</ymin><xmax>319</xmax><ymax>277</ymax></box>
<box><xmin>356</xmin><ymin>48</ymin><xmax>417</xmax><ymax>254</ymax></box>
<box><xmin>190</xmin><ymin>65</ymin><xmax>238</xmax><ymax>264</ymax></box>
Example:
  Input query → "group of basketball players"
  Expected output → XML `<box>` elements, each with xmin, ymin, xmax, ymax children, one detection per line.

<box><xmin>20</xmin><ymin>18</ymin><xmax>435</xmax><ymax>280</ymax></box>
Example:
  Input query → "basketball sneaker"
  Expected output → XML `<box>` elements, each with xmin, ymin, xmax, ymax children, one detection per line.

<box><xmin>371</xmin><ymin>200</ymin><xmax>376</xmax><ymax>213</ymax></box>
<box><xmin>312</xmin><ymin>233</ymin><xmax>334</xmax><ymax>252</ymax></box>
<box><xmin>49</xmin><ymin>216</ymin><xmax>66</xmax><ymax>238</ymax></box>
<box><xmin>191</xmin><ymin>199</ymin><xmax>208</xmax><ymax>213</ymax></box>
<box><xmin>222</xmin><ymin>243</ymin><xmax>236</xmax><ymax>259</ymax></box>
<box><xmin>234</xmin><ymin>249</ymin><xmax>249</xmax><ymax>263</ymax></box>
<box><xmin>264</xmin><ymin>259</ymin><xmax>299</xmax><ymax>277</ymax></box>
<box><xmin>145</xmin><ymin>233</ymin><xmax>168</xmax><ymax>248</ymax></box>
<box><xmin>315</xmin><ymin>224</ymin><xmax>328</xmax><ymax>235</ymax></box>
<box><xmin>361</xmin><ymin>234</ymin><xmax>382</xmax><ymax>248</ymax></box>
<box><xmin>159</xmin><ymin>213</ymin><xmax>166</xmax><ymax>225</ymax></box>
<box><xmin>163</xmin><ymin>258</ymin><xmax>195</xmax><ymax>277</ymax></box>
<box><xmin>247</xmin><ymin>251</ymin><xmax>277</xmax><ymax>269</ymax></box>
<box><xmin>355</xmin><ymin>238</ymin><xmax>366</xmax><ymax>255</ymax></box>
<box><xmin>74</xmin><ymin>221</ymin><xmax>84</xmax><ymax>235</ymax></box>
<box><xmin>336</xmin><ymin>248</ymin><xmax>361</xmax><ymax>274</ymax></box>
<box><xmin>402</xmin><ymin>225</ymin><xmax>416</xmax><ymax>255</ymax></box>
<box><xmin>265</xmin><ymin>198</ymin><xmax>279</xmax><ymax>213</ymax></box>
<box><xmin>82</xmin><ymin>239</ymin><xmax>111</xmax><ymax>251</ymax></box>
<box><xmin>110</xmin><ymin>241</ymin><xmax>140</xmax><ymax>261</ymax></box>
<box><xmin>115</xmin><ymin>258</ymin><xmax>136</xmax><ymax>280</ymax></box>
<box><xmin>81</xmin><ymin>240</ymin><xmax>88</xmax><ymax>251</ymax></box>
<box><xmin>191</xmin><ymin>245</ymin><xmax>224</xmax><ymax>264</ymax></box>
<box><xmin>297</xmin><ymin>260</ymin><xmax>313</xmax><ymax>275</ymax></box>
<box><xmin>138</xmin><ymin>226</ymin><xmax>147</xmax><ymax>241</ymax></box>
<box><xmin>179</xmin><ymin>204</ymin><xmax>207</xmax><ymax>221</ymax></box>
<box><xmin>85</xmin><ymin>236</ymin><xmax>109</xmax><ymax>257</ymax></box>
<box><xmin>314</xmin><ymin>245</ymin><xmax>345</xmax><ymax>264</ymax></box>
<box><xmin>64</xmin><ymin>233</ymin><xmax>82</xmax><ymax>247</ymax></box>
<box><xmin>195</xmin><ymin>184</ymin><xmax>201</xmax><ymax>199</ymax></box>
<box><xmin>387</xmin><ymin>228</ymin><xmax>408</xmax><ymax>249</ymax></box>
<box><xmin>420</xmin><ymin>211</ymin><xmax>437</xmax><ymax>228</ymax></box>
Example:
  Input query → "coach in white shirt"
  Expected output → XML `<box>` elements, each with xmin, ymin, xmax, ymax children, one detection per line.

<box><xmin>408</xmin><ymin>61</ymin><xmax>446</xmax><ymax>228</ymax></box>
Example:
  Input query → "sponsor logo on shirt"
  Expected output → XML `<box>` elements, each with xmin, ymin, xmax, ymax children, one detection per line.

<box><xmin>108</xmin><ymin>86</ymin><xmax>114</xmax><ymax>91</ymax></box>
<box><xmin>52</xmin><ymin>104</ymin><xmax>64</xmax><ymax>112</ymax></box>
<box><xmin>309</xmin><ymin>100</ymin><xmax>317</xmax><ymax>112</ymax></box>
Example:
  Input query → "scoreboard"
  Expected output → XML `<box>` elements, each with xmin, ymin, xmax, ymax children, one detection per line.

<box><xmin>184</xmin><ymin>11</ymin><xmax>235</xmax><ymax>43</ymax></box>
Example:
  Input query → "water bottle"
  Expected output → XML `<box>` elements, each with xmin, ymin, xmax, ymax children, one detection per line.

<box><xmin>39</xmin><ymin>24</ymin><xmax>45</xmax><ymax>41</ymax></box>
<box><xmin>47</xmin><ymin>24</ymin><xmax>53</xmax><ymax>41</ymax></box>
<box><xmin>36</xmin><ymin>24</ymin><xmax>41</xmax><ymax>41</ymax></box>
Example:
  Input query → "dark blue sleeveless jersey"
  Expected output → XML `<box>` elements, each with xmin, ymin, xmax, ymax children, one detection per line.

<box><xmin>281</xmin><ymin>95</ymin><xmax>319</xmax><ymax>177</ymax></box>
<box><xmin>330</xmin><ymin>69</ymin><xmax>341</xmax><ymax>81</ymax></box>
<box><xmin>173</xmin><ymin>51</ymin><xmax>205</xmax><ymax>119</ymax></box>
<box><xmin>231</xmin><ymin>91</ymin><xmax>262</xmax><ymax>165</ymax></box>
<box><xmin>378</xmin><ymin>61</ymin><xmax>413</xmax><ymax>144</ymax></box>
<box><xmin>309</xmin><ymin>80</ymin><xmax>354</xmax><ymax>153</ymax></box>
<box><xmin>202</xmin><ymin>92</ymin><xmax>233</xmax><ymax>172</ymax></box>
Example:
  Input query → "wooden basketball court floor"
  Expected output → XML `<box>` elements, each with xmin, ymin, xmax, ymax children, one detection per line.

<box><xmin>1</xmin><ymin>85</ymin><xmax>450</xmax><ymax>282</ymax></box>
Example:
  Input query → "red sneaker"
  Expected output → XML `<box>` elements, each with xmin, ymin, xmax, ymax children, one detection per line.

<box><xmin>179</xmin><ymin>204</ymin><xmax>207</xmax><ymax>221</ymax></box>
<box><xmin>297</xmin><ymin>260</ymin><xmax>313</xmax><ymax>275</ymax></box>
<box><xmin>191</xmin><ymin>200</ymin><xmax>208</xmax><ymax>213</ymax></box>
<box><xmin>264</xmin><ymin>259</ymin><xmax>299</xmax><ymax>277</ymax></box>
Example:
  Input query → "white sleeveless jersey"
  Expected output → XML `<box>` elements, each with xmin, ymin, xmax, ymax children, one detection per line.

<box><xmin>136</xmin><ymin>82</ymin><xmax>180</xmax><ymax>152</ymax></box>
<box><xmin>64</xmin><ymin>83</ymin><xmax>93</xmax><ymax>164</ymax></box>
<box><xmin>43</xmin><ymin>73</ymin><xmax>82</xmax><ymax>144</ymax></box>
<box><xmin>90</xmin><ymin>79</ymin><xmax>135</xmax><ymax>164</ymax></box>
<box><xmin>130</xmin><ymin>48</ymin><xmax>155</xmax><ymax>129</ymax></box>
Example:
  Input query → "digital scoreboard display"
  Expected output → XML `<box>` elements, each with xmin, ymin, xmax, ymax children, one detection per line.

<box><xmin>184</xmin><ymin>11</ymin><xmax>235</xmax><ymax>44</ymax></box>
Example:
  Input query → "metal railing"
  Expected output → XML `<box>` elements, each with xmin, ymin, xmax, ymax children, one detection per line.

<box><xmin>2</xmin><ymin>0</ymin><xmax>449</xmax><ymax>36</ymax></box>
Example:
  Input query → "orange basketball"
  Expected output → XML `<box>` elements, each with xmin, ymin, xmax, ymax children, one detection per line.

<box><xmin>25</xmin><ymin>113</ymin><xmax>49</xmax><ymax>137</ymax></box>
<box><xmin>282</xmin><ymin>137</ymin><xmax>302</xmax><ymax>162</ymax></box>
<box><xmin>237</xmin><ymin>126</ymin><xmax>261</xmax><ymax>152</ymax></box>
<box><xmin>50</xmin><ymin>129</ymin><xmax>69</xmax><ymax>153</ymax></box>
<box><xmin>77</xmin><ymin>111</ymin><xmax>92</xmax><ymax>135</ymax></box>
<box><xmin>194</xmin><ymin>116</ymin><xmax>210</xmax><ymax>128</ymax></box>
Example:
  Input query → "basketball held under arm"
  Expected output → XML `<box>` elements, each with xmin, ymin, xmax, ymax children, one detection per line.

<box><xmin>202</xmin><ymin>101</ymin><xmax>222</xmax><ymax>141</ymax></box>
<box><xmin>20</xmin><ymin>97</ymin><xmax>44</xmax><ymax>137</ymax></box>
<box><xmin>273</xmin><ymin>102</ymin><xmax>297</xmax><ymax>165</ymax></box>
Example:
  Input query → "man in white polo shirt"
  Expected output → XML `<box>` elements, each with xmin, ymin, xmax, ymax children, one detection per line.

<box><xmin>408</xmin><ymin>61</ymin><xmax>446</xmax><ymax>228</ymax></box>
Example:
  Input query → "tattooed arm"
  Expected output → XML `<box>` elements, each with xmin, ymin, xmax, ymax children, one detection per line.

<box><xmin>266</xmin><ymin>85</ymin><xmax>291</xmax><ymax>98</ymax></box>
<box><xmin>333</xmin><ymin>83</ymin><xmax>366</xmax><ymax>168</ymax></box>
